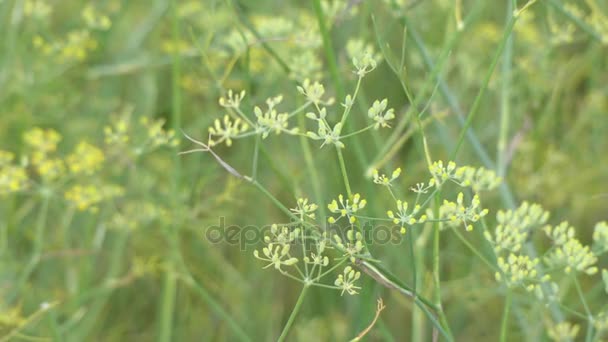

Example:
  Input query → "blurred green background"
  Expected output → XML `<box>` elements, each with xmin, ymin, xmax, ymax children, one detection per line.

<box><xmin>1</xmin><ymin>0</ymin><xmax>607</xmax><ymax>341</ymax></box>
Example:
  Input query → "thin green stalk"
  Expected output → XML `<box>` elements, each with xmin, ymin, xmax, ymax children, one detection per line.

<box><xmin>573</xmin><ymin>276</ymin><xmax>594</xmax><ymax>342</ymax></box>
<box><xmin>277</xmin><ymin>285</ymin><xmax>309</xmax><ymax>342</ymax></box>
<box><xmin>497</xmin><ymin>0</ymin><xmax>514</xmax><ymax>178</ymax></box>
<box><xmin>500</xmin><ymin>290</ymin><xmax>512</xmax><ymax>342</ymax></box>
<box><xmin>312</xmin><ymin>0</ymin><xmax>363</xmax><ymax>201</ymax></box>
<box><xmin>298</xmin><ymin>114</ymin><xmax>326</xmax><ymax>221</ymax></box>
<box><xmin>450</xmin><ymin>227</ymin><xmax>498</xmax><ymax>272</ymax></box>
<box><xmin>336</xmin><ymin>147</ymin><xmax>353</xmax><ymax>197</ymax></box>
<box><xmin>402</xmin><ymin>14</ymin><xmax>496</xmax><ymax>171</ymax></box>
<box><xmin>13</xmin><ymin>195</ymin><xmax>50</xmax><ymax>302</ymax></box>
<box><xmin>159</xmin><ymin>1</ymin><xmax>182</xmax><ymax>340</ymax></box>
<box><xmin>450</xmin><ymin>15</ymin><xmax>517</xmax><ymax>161</ymax></box>
<box><xmin>176</xmin><ymin>263</ymin><xmax>251</xmax><ymax>341</ymax></box>
<box><xmin>311</xmin><ymin>0</ymin><xmax>345</xmax><ymax>100</ymax></box>
<box><xmin>251</xmin><ymin>134</ymin><xmax>260</xmax><ymax>180</ymax></box>
<box><xmin>432</xmin><ymin>196</ymin><xmax>454</xmax><ymax>341</ymax></box>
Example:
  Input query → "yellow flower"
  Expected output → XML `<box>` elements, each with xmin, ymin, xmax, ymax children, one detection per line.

<box><xmin>66</xmin><ymin>141</ymin><xmax>105</xmax><ymax>175</ymax></box>
<box><xmin>23</xmin><ymin>128</ymin><xmax>62</xmax><ymax>154</ymax></box>
<box><xmin>0</xmin><ymin>165</ymin><xmax>29</xmax><ymax>195</ymax></box>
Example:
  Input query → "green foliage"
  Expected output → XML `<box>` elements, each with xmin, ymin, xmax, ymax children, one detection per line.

<box><xmin>1</xmin><ymin>0</ymin><xmax>607</xmax><ymax>341</ymax></box>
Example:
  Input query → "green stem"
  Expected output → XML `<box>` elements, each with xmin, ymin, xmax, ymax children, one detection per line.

<box><xmin>497</xmin><ymin>0</ymin><xmax>514</xmax><ymax>178</ymax></box>
<box><xmin>432</xmin><ymin>196</ymin><xmax>454</xmax><ymax>341</ymax></box>
<box><xmin>251</xmin><ymin>134</ymin><xmax>260</xmax><ymax>180</ymax></box>
<box><xmin>499</xmin><ymin>290</ymin><xmax>512</xmax><ymax>342</ymax></box>
<box><xmin>336</xmin><ymin>147</ymin><xmax>352</xmax><ymax>197</ymax></box>
<box><xmin>176</xmin><ymin>259</ymin><xmax>251</xmax><ymax>341</ymax></box>
<box><xmin>277</xmin><ymin>285</ymin><xmax>309</xmax><ymax>342</ymax></box>
<box><xmin>573</xmin><ymin>276</ymin><xmax>594</xmax><ymax>342</ymax></box>
<box><xmin>450</xmin><ymin>226</ymin><xmax>498</xmax><ymax>272</ymax></box>
<box><xmin>159</xmin><ymin>1</ymin><xmax>182</xmax><ymax>340</ymax></box>
<box><xmin>450</xmin><ymin>15</ymin><xmax>517</xmax><ymax>160</ymax></box>
<box><xmin>311</xmin><ymin>0</ymin><xmax>345</xmax><ymax>100</ymax></box>
<box><xmin>13</xmin><ymin>195</ymin><xmax>50</xmax><ymax>302</ymax></box>
<box><xmin>298</xmin><ymin>113</ymin><xmax>326</xmax><ymax>222</ymax></box>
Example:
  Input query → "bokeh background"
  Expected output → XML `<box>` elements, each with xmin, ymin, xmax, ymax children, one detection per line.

<box><xmin>1</xmin><ymin>0</ymin><xmax>607</xmax><ymax>341</ymax></box>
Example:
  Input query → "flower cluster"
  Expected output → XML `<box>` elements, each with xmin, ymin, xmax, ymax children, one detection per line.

<box><xmin>387</xmin><ymin>200</ymin><xmax>427</xmax><ymax>234</ymax></box>
<box><xmin>140</xmin><ymin>117</ymin><xmax>179</xmax><ymax>149</ymax></box>
<box><xmin>297</xmin><ymin>79</ymin><xmax>334</xmax><ymax>105</ymax></box>
<box><xmin>219</xmin><ymin>90</ymin><xmax>246</xmax><ymax>109</ymax></box>
<box><xmin>327</xmin><ymin>194</ymin><xmax>367</xmax><ymax>224</ymax></box>
<box><xmin>547</xmin><ymin>321</ymin><xmax>579</xmax><ymax>342</ymax></box>
<box><xmin>496</xmin><ymin>253</ymin><xmax>547</xmax><ymax>292</ymax></box>
<box><xmin>290</xmin><ymin>198</ymin><xmax>319</xmax><ymax>220</ymax></box>
<box><xmin>24</xmin><ymin>128</ymin><xmax>66</xmax><ymax>182</ymax></box>
<box><xmin>253</xmin><ymin>243</ymin><xmax>299</xmax><ymax>271</ymax></box>
<box><xmin>264</xmin><ymin>224</ymin><xmax>300</xmax><ymax>246</ymax></box>
<box><xmin>254</xmin><ymin>96</ymin><xmax>298</xmax><ymax>138</ymax></box>
<box><xmin>66</xmin><ymin>142</ymin><xmax>105</xmax><ymax>175</ymax></box>
<box><xmin>484</xmin><ymin>202</ymin><xmax>550</xmax><ymax>254</ymax></box>
<box><xmin>208</xmin><ymin>115</ymin><xmax>249</xmax><ymax>147</ymax></box>
<box><xmin>0</xmin><ymin>151</ymin><xmax>28</xmax><ymax>195</ymax></box>
<box><xmin>439</xmin><ymin>193</ymin><xmax>488</xmax><ymax>231</ymax></box>
<box><xmin>429</xmin><ymin>160</ymin><xmax>502</xmax><ymax>192</ymax></box>
<box><xmin>544</xmin><ymin>222</ymin><xmax>598</xmax><ymax>275</ymax></box>
<box><xmin>346</xmin><ymin>39</ymin><xmax>382</xmax><ymax>76</ymax></box>
<box><xmin>334</xmin><ymin>229</ymin><xmax>365</xmax><ymax>263</ymax></box>
<box><xmin>335</xmin><ymin>266</ymin><xmax>361</xmax><ymax>295</ymax></box>
<box><xmin>103</xmin><ymin>108</ymin><xmax>178</xmax><ymax>155</ymax></box>
<box><xmin>371</xmin><ymin>168</ymin><xmax>401</xmax><ymax>186</ymax></box>
<box><xmin>592</xmin><ymin>221</ymin><xmax>608</xmax><ymax>254</ymax></box>
<box><xmin>64</xmin><ymin>184</ymin><xmax>124</xmax><ymax>212</ymax></box>
<box><xmin>367</xmin><ymin>99</ymin><xmax>395</xmax><ymax>129</ymax></box>
<box><xmin>428</xmin><ymin>160</ymin><xmax>458</xmax><ymax>186</ymax></box>
<box><xmin>305</xmin><ymin>112</ymin><xmax>344</xmax><ymax>149</ymax></box>
<box><xmin>452</xmin><ymin>166</ymin><xmax>502</xmax><ymax>192</ymax></box>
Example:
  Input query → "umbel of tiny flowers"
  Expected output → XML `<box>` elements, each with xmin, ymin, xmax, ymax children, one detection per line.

<box><xmin>592</xmin><ymin>221</ymin><xmax>608</xmax><ymax>254</ymax></box>
<box><xmin>347</xmin><ymin>40</ymin><xmax>382</xmax><ymax>77</ymax></box>
<box><xmin>297</xmin><ymin>79</ymin><xmax>334</xmax><ymax>106</ymax></box>
<box><xmin>428</xmin><ymin>160</ymin><xmax>502</xmax><ymax>192</ymax></box>
<box><xmin>544</xmin><ymin>221</ymin><xmax>598</xmax><ymax>275</ymax></box>
<box><xmin>334</xmin><ymin>229</ymin><xmax>365</xmax><ymax>263</ymax></box>
<box><xmin>387</xmin><ymin>200</ymin><xmax>427</xmax><ymax>234</ymax></box>
<box><xmin>547</xmin><ymin>321</ymin><xmax>580</xmax><ymax>342</ymax></box>
<box><xmin>290</xmin><ymin>197</ymin><xmax>319</xmax><ymax>220</ymax></box>
<box><xmin>254</xmin><ymin>95</ymin><xmax>299</xmax><ymax>138</ymax></box>
<box><xmin>495</xmin><ymin>253</ymin><xmax>549</xmax><ymax>292</ymax></box>
<box><xmin>367</xmin><ymin>99</ymin><xmax>395</xmax><ymax>129</ymax></box>
<box><xmin>335</xmin><ymin>266</ymin><xmax>361</xmax><ymax>295</ymax></box>
<box><xmin>439</xmin><ymin>192</ymin><xmax>489</xmax><ymax>231</ymax></box>
<box><xmin>306</xmin><ymin>108</ymin><xmax>345</xmax><ymax>148</ymax></box>
<box><xmin>264</xmin><ymin>224</ymin><xmax>301</xmax><ymax>245</ymax></box>
<box><xmin>327</xmin><ymin>193</ymin><xmax>367</xmax><ymax>224</ymax></box>
<box><xmin>372</xmin><ymin>167</ymin><xmax>401</xmax><ymax>186</ymax></box>
<box><xmin>428</xmin><ymin>160</ymin><xmax>458</xmax><ymax>187</ymax></box>
<box><xmin>484</xmin><ymin>202</ymin><xmax>550</xmax><ymax>255</ymax></box>
<box><xmin>208</xmin><ymin>115</ymin><xmax>249</xmax><ymax>147</ymax></box>
<box><xmin>218</xmin><ymin>89</ymin><xmax>246</xmax><ymax>109</ymax></box>
<box><xmin>452</xmin><ymin>166</ymin><xmax>502</xmax><ymax>192</ymax></box>
<box><xmin>253</xmin><ymin>243</ymin><xmax>299</xmax><ymax>270</ymax></box>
